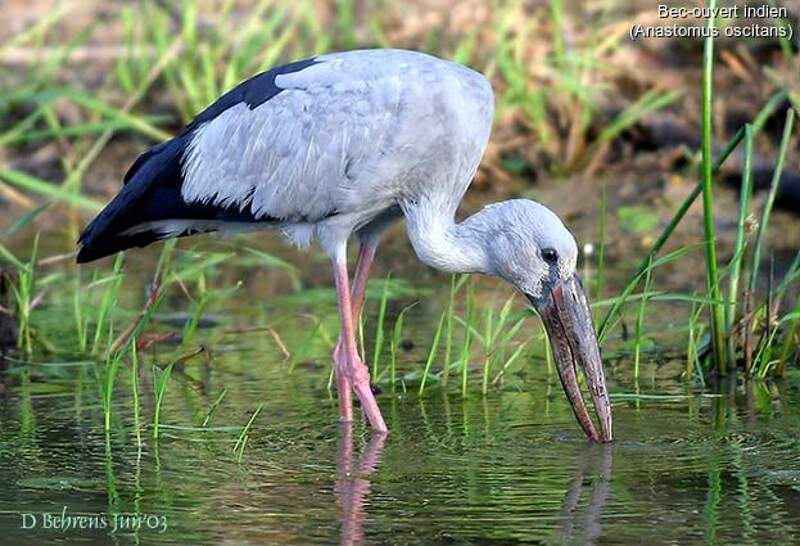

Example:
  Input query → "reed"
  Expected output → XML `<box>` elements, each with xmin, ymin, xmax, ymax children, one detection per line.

<box><xmin>152</xmin><ymin>363</ymin><xmax>174</xmax><ymax>440</ymax></box>
<box><xmin>389</xmin><ymin>302</ymin><xmax>416</xmax><ymax>390</ymax></box>
<box><xmin>91</xmin><ymin>253</ymin><xmax>124</xmax><ymax>356</ymax></box>
<box><xmin>748</xmin><ymin>109</ymin><xmax>795</xmax><ymax>296</ymax></box>
<box><xmin>459</xmin><ymin>279</ymin><xmax>474</xmax><ymax>397</ymax></box>
<box><xmin>726</xmin><ymin>124</ymin><xmax>754</xmax><ymax>361</ymax></box>
<box><xmin>233</xmin><ymin>403</ymin><xmax>264</xmax><ymax>463</ymax></box>
<box><xmin>441</xmin><ymin>274</ymin><xmax>463</xmax><ymax>387</ymax></box>
<box><xmin>419</xmin><ymin>311</ymin><xmax>446</xmax><ymax>395</ymax></box>
<box><xmin>371</xmin><ymin>273</ymin><xmax>391</xmax><ymax>378</ymax></box>
<box><xmin>699</xmin><ymin>0</ymin><xmax>727</xmax><ymax>372</ymax></box>
<box><xmin>633</xmin><ymin>257</ymin><xmax>654</xmax><ymax>379</ymax></box>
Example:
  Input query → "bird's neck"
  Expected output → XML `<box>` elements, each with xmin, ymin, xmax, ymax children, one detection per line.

<box><xmin>404</xmin><ymin>201</ymin><xmax>491</xmax><ymax>274</ymax></box>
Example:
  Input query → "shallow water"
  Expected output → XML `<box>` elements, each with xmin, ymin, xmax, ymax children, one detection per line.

<box><xmin>0</xmin><ymin>217</ymin><xmax>798</xmax><ymax>544</ymax></box>
<box><xmin>1</xmin><ymin>328</ymin><xmax>799</xmax><ymax>545</ymax></box>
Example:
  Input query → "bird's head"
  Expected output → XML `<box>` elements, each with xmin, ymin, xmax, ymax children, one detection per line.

<box><xmin>466</xmin><ymin>199</ymin><xmax>613</xmax><ymax>442</ymax></box>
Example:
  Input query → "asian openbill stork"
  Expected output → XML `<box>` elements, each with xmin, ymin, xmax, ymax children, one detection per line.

<box><xmin>77</xmin><ymin>49</ymin><xmax>613</xmax><ymax>442</ymax></box>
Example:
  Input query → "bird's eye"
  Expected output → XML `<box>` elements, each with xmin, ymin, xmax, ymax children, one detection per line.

<box><xmin>542</xmin><ymin>248</ymin><xmax>558</xmax><ymax>265</ymax></box>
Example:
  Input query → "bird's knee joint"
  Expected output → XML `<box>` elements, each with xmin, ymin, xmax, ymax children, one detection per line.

<box><xmin>350</xmin><ymin>360</ymin><xmax>371</xmax><ymax>386</ymax></box>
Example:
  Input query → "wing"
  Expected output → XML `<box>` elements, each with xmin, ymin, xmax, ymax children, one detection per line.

<box><xmin>179</xmin><ymin>52</ymin><xmax>406</xmax><ymax>221</ymax></box>
<box><xmin>76</xmin><ymin>54</ymin><xmax>402</xmax><ymax>262</ymax></box>
<box><xmin>77</xmin><ymin>49</ymin><xmax>480</xmax><ymax>263</ymax></box>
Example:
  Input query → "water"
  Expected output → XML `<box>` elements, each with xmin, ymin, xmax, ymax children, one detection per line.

<box><xmin>1</xmin><ymin>333</ymin><xmax>799</xmax><ymax>545</ymax></box>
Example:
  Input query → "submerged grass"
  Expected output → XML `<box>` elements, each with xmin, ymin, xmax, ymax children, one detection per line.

<box><xmin>633</xmin><ymin>257</ymin><xmax>654</xmax><ymax>379</ymax></box>
<box><xmin>419</xmin><ymin>311</ymin><xmax>446</xmax><ymax>395</ymax></box>
<box><xmin>372</xmin><ymin>273</ymin><xmax>391</xmax><ymax>379</ymax></box>
<box><xmin>233</xmin><ymin>403</ymin><xmax>264</xmax><ymax>462</ymax></box>
<box><xmin>152</xmin><ymin>363</ymin><xmax>174</xmax><ymax>440</ymax></box>
<box><xmin>0</xmin><ymin>235</ymin><xmax>39</xmax><ymax>355</ymax></box>
<box><xmin>388</xmin><ymin>302</ymin><xmax>416</xmax><ymax>390</ymax></box>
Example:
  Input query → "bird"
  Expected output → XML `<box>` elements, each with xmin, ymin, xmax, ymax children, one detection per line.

<box><xmin>77</xmin><ymin>49</ymin><xmax>613</xmax><ymax>442</ymax></box>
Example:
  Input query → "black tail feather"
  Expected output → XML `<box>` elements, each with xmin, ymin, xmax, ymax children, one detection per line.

<box><xmin>76</xmin><ymin>134</ymin><xmax>188</xmax><ymax>263</ymax></box>
<box><xmin>77</xmin><ymin>133</ymin><xmax>270</xmax><ymax>263</ymax></box>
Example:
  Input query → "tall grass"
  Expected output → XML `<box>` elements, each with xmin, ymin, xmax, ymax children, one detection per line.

<box><xmin>597</xmin><ymin>86</ymin><xmax>787</xmax><ymax>347</ymax></box>
<box><xmin>389</xmin><ymin>302</ymin><xmax>416</xmax><ymax>391</ymax></box>
<box><xmin>371</xmin><ymin>273</ymin><xmax>391</xmax><ymax>378</ymax></box>
<box><xmin>748</xmin><ymin>110</ymin><xmax>795</xmax><ymax>295</ymax></box>
<box><xmin>0</xmin><ymin>235</ymin><xmax>38</xmax><ymax>354</ymax></box>
<box><xmin>419</xmin><ymin>311</ymin><xmax>446</xmax><ymax>394</ymax></box>
<box><xmin>633</xmin><ymin>257</ymin><xmax>654</xmax><ymax>379</ymax></box>
<box><xmin>233</xmin><ymin>403</ymin><xmax>264</xmax><ymax>462</ymax></box>
<box><xmin>91</xmin><ymin>253</ymin><xmax>124</xmax><ymax>356</ymax></box>
<box><xmin>699</xmin><ymin>1</ymin><xmax>727</xmax><ymax>371</ymax></box>
<box><xmin>459</xmin><ymin>280</ymin><xmax>475</xmax><ymax>398</ymax></box>
<box><xmin>152</xmin><ymin>363</ymin><xmax>174</xmax><ymax>440</ymax></box>
<box><xmin>726</xmin><ymin>124</ymin><xmax>754</xmax><ymax>361</ymax></box>
<box><xmin>441</xmin><ymin>274</ymin><xmax>465</xmax><ymax>388</ymax></box>
<box><xmin>746</xmin><ymin>109</ymin><xmax>795</xmax><ymax>377</ymax></box>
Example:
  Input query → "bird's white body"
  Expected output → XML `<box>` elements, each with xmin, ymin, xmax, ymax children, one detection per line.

<box><xmin>179</xmin><ymin>49</ymin><xmax>494</xmax><ymax>261</ymax></box>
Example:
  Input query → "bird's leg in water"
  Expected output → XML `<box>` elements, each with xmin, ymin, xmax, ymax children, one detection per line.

<box><xmin>332</xmin><ymin>240</ymin><xmax>379</xmax><ymax>422</ymax></box>
<box><xmin>332</xmin><ymin>254</ymin><xmax>387</xmax><ymax>432</ymax></box>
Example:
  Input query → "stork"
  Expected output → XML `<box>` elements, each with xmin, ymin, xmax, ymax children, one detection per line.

<box><xmin>77</xmin><ymin>49</ymin><xmax>613</xmax><ymax>442</ymax></box>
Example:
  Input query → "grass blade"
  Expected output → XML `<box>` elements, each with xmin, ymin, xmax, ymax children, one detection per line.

<box><xmin>699</xmin><ymin>2</ymin><xmax>727</xmax><ymax>372</ymax></box>
<box><xmin>726</xmin><ymin>124</ymin><xmax>754</xmax><ymax>359</ymax></box>
<box><xmin>748</xmin><ymin>109</ymin><xmax>795</xmax><ymax>296</ymax></box>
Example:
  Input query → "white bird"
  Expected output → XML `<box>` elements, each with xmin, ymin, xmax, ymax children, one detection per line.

<box><xmin>78</xmin><ymin>49</ymin><xmax>612</xmax><ymax>441</ymax></box>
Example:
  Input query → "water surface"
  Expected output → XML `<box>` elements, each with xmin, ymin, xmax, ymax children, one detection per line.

<box><xmin>1</xmin><ymin>333</ymin><xmax>799</xmax><ymax>545</ymax></box>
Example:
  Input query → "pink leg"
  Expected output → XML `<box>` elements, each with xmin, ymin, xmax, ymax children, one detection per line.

<box><xmin>332</xmin><ymin>251</ymin><xmax>387</xmax><ymax>432</ymax></box>
<box><xmin>333</xmin><ymin>239</ymin><xmax>379</xmax><ymax>423</ymax></box>
<box><xmin>350</xmin><ymin>239</ymin><xmax>379</xmax><ymax>325</ymax></box>
<box><xmin>334</xmin><ymin>360</ymin><xmax>354</xmax><ymax>423</ymax></box>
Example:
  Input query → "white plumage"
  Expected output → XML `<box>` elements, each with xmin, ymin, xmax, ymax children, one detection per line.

<box><xmin>179</xmin><ymin>49</ymin><xmax>493</xmax><ymax>256</ymax></box>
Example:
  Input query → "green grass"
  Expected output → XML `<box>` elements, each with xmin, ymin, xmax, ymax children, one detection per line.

<box><xmin>100</xmin><ymin>348</ymin><xmax>124</xmax><ymax>435</ymax></box>
<box><xmin>459</xmin><ymin>279</ymin><xmax>475</xmax><ymax>398</ymax></box>
<box><xmin>699</xmin><ymin>1</ymin><xmax>727</xmax><ymax>372</ymax></box>
<box><xmin>388</xmin><ymin>302</ymin><xmax>416</xmax><ymax>391</ymax></box>
<box><xmin>371</xmin><ymin>273</ymin><xmax>391</xmax><ymax>379</ymax></box>
<box><xmin>419</xmin><ymin>310</ymin><xmax>446</xmax><ymax>394</ymax></box>
<box><xmin>232</xmin><ymin>403</ymin><xmax>264</xmax><ymax>462</ymax></box>
<box><xmin>441</xmin><ymin>274</ymin><xmax>465</xmax><ymax>388</ymax></box>
<box><xmin>633</xmin><ymin>257</ymin><xmax>654</xmax><ymax>379</ymax></box>
<box><xmin>726</xmin><ymin>124</ymin><xmax>754</xmax><ymax>361</ymax></box>
<box><xmin>131</xmin><ymin>344</ymin><xmax>142</xmax><ymax>446</ymax></box>
<box><xmin>151</xmin><ymin>362</ymin><xmax>174</xmax><ymax>440</ymax></box>
<box><xmin>91</xmin><ymin>253</ymin><xmax>124</xmax><ymax>356</ymax></box>
<box><xmin>748</xmin><ymin>109</ymin><xmax>795</xmax><ymax>296</ymax></box>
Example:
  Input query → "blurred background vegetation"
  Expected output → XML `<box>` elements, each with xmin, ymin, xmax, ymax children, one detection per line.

<box><xmin>0</xmin><ymin>0</ymin><xmax>795</xmax><ymax>206</ymax></box>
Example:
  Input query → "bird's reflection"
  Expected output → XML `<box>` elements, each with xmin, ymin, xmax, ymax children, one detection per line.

<box><xmin>559</xmin><ymin>444</ymin><xmax>613</xmax><ymax>546</ymax></box>
<box><xmin>336</xmin><ymin>424</ymin><xmax>387</xmax><ymax>546</ymax></box>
